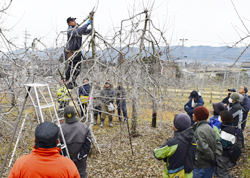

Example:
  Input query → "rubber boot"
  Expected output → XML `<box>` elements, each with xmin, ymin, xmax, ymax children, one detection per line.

<box><xmin>100</xmin><ymin>118</ymin><xmax>104</xmax><ymax>128</ymax></box>
<box><xmin>94</xmin><ymin>116</ymin><xmax>97</xmax><ymax>125</ymax></box>
<box><xmin>109</xmin><ymin>117</ymin><xmax>113</xmax><ymax>127</ymax></box>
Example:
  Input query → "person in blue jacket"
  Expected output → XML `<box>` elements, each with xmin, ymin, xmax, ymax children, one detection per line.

<box><xmin>184</xmin><ymin>90</ymin><xmax>204</xmax><ymax>125</ymax></box>
<box><xmin>208</xmin><ymin>102</ymin><xmax>226</xmax><ymax>131</ymax></box>
<box><xmin>79</xmin><ymin>78</ymin><xmax>91</xmax><ymax>117</ymax></box>
<box><xmin>65</xmin><ymin>17</ymin><xmax>92</xmax><ymax>89</ymax></box>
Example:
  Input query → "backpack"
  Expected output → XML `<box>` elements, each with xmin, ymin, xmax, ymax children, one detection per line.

<box><xmin>227</xmin><ymin>143</ymin><xmax>241</xmax><ymax>165</ymax></box>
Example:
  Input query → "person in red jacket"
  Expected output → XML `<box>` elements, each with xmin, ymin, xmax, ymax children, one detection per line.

<box><xmin>8</xmin><ymin>121</ymin><xmax>80</xmax><ymax>178</ymax></box>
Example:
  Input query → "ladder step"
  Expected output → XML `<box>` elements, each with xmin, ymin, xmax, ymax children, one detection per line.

<box><xmin>61</xmin><ymin>144</ymin><xmax>66</xmax><ymax>149</ymax></box>
<box><xmin>40</xmin><ymin>104</ymin><xmax>54</xmax><ymax>109</ymax></box>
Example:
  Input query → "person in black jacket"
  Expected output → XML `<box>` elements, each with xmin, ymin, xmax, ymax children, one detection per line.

<box><xmin>239</xmin><ymin>86</ymin><xmax>250</xmax><ymax>131</ymax></box>
<box><xmin>115</xmin><ymin>82</ymin><xmax>127</xmax><ymax>122</ymax></box>
<box><xmin>227</xmin><ymin>93</ymin><xmax>244</xmax><ymax>148</ymax></box>
<box><xmin>238</xmin><ymin>86</ymin><xmax>250</xmax><ymax>148</ymax></box>
<box><xmin>216</xmin><ymin>110</ymin><xmax>238</xmax><ymax>178</ymax></box>
<box><xmin>222</xmin><ymin>88</ymin><xmax>236</xmax><ymax>107</ymax></box>
<box><xmin>61</xmin><ymin>105</ymin><xmax>92</xmax><ymax>178</ymax></box>
<box><xmin>153</xmin><ymin>113</ymin><xmax>196</xmax><ymax>178</ymax></box>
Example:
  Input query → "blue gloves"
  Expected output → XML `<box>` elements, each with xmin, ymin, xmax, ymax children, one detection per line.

<box><xmin>87</xmin><ymin>19</ymin><xmax>91</xmax><ymax>25</ymax></box>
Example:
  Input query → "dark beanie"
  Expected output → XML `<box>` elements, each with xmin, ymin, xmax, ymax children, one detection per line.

<box><xmin>244</xmin><ymin>86</ymin><xmax>248</xmax><ymax>93</ymax></box>
<box><xmin>213</xmin><ymin>102</ymin><xmax>226</xmax><ymax>115</ymax></box>
<box><xmin>174</xmin><ymin>113</ymin><xmax>191</xmax><ymax>131</ymax></box>
<box><xmin>193</xmin><ymin>106</ymin><xmax>209</xmax><ymax>121</ymax></box>
<box><xmin>188</xmin><ymin>90</ymin><xmax>198</xmax><ymax>100</ymax></box>
<box><xmin>35</xmin><ymin>121</ymin><xmax>59</xmax><ymax>149</ymax></box>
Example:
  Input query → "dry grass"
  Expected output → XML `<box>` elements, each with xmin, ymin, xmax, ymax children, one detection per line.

<box><xmin>1</xmin><ymin>87</ymin><xmax>250</xmax><ymax>177</ymax></box>
<box><xmin>89</xmin><ymin>119</ymin><xmax>250</xmax><ymax>178</ymax></box>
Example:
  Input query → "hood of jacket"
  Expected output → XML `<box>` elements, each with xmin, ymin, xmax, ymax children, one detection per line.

<box><xmin>174</xmin><ymin>127</ymin><xmax>194</xmax><ymax>144</ymax></box>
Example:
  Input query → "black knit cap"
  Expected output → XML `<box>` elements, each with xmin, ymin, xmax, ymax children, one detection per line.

<box><xmin>228</xmin><ymin>88</ymin><xmax>236</xmax><ymax>92</ymax></box>
<box><xmin>67</xmin><ymin>17</ymin><xmax>76</xmax><ymax>23</ymax></box>
<box><xmin>188</xmin><ymin>90</ymin><xmax>199</xmax><ymax>100</ymax></box>
<box><xmin>35</xmin><ymin>121</ymin><xmax>59</xmax><ymax>149</ymax></box>
<box><xmin>174</xmin><ymin>113</ymin><xmax>191</xmax><ymax>131</ymax></box>
<box><xmin>212</xmin><ymin>102</ymin><xmax>226</xmax><ymax>115</ymax></box>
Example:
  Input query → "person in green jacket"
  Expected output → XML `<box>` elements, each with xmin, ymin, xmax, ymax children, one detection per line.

<box><xmin>192</xmin><ymin>106</ymin><xmax>223</xmax><ymax>178</ymax></box>
<box><xmin>57</xmin><ymin>78</ymin><xmax>70</xmax><ymax>118</ymax></box>
<box><xmin>153</xmin><ymin>113</ymin><xmax>196</xmax><ymax>178</ymax></box>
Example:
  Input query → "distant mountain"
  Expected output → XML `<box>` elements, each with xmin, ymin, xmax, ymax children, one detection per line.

<box><xmin>169</xmin><ymin>46</ymin><xmax>250</xmax><ymax>64</ymax></box>
<box><xmin>3</xmin><ymin>46</ymin><xmax>249</xmax><ymax>65</ymax></box>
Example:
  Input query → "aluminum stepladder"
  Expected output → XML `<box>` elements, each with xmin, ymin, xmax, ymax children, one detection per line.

<box><xmin>24</xmin><ymin>83</ymin><xmax>70</xmax><ymax>157</ymax></box>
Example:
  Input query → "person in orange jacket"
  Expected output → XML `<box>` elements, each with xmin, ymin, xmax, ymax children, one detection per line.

<box><xmin>8</xmin><ymin>121</ymin><xmax>80</xmax><ymax>178</ymax></box>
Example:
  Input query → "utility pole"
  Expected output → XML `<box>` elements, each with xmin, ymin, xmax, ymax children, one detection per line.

<box><xmin>24</xmin><ymin>30</ymin><xmax>30</xmax><ymax>51</ymax></box>
<box><xmin>23</xmin><ymin>30</ymin><xmax>30</xmax><ymax>82</ymax></box>
<box><xmin>180</xmin><ymin>38</ymin><xmax>188</xmax><ymax>68</ymax></box>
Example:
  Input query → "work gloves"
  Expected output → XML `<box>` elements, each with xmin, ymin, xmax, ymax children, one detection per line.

<box><xmin>87</xmin><ymin>19</ymin><xmax>91</xmax><ymax>25</ymax></box>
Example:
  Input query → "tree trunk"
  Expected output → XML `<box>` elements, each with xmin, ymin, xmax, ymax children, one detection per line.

<box><xmin>131</xmin><ymin>11</ymin><xmax>148</xmax><ymax>135</ymax></box>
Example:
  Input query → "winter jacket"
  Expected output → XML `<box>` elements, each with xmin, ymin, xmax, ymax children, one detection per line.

<box><xmin>208</xmin><ymin>115</ymin><xmax>221</xmax><ymax>139</ymax></box>
<box><xmin>219</xmin><ymin>124</ymin><xmax>236</xmax><ymax>157</ymax></box>
<box><xmin>193</xmin><ymin>120</ymin><xmax>223</xmax><ymax>168</ymax></box>
<box><xmin>8</xmin><ymin>146</ymin><xmax>80</xmax><ymax>178</ymax></box>
<box><xmin>60</xmin><ymin>121</ymin><xmax>91</xmax><ymax>157</ymax></box>
<box><xmin>100</xmin><ymin>88</ymin><xmax>115</xmax><ymax>105</ymax></box>
<box><xmin>240</xmin><ymin>94</ymin><xmax>250</xmax><ymax>122</ymax></box>
<box><xmin>79</xmin><ymin>84</ymin><xmax>91</xmax><ymax>97</ymax></box>
<box><xmin>228</xmin><ymin>102</ymin><xmax>244</xmax><ymax>129</ymax></box>
<box><xmin>184</xmin><ymin>96</ymin><xmax>204</xmax><ymax>121</ymax></box>
<box><xmin>66</xmin><ymin>24</ymin><xmax>91</xmax><ymax>52</ymax></box>
<box><xmin>208</xmin><ymin>115</ymin><xmax>221</xmax><ymax>129</ymax></box>
<box><xmin>222</xmin><ymin>94</ymin><xmax>230</xmax><ymax>105</ymax></box>
<box><xmin>115</xmin><ymin>86</ymin><xmax>126</xmax><ymax>101</ymax></box>
<box><xmin>57</xmin><ymin>85</ymin><xmax>70</xmax><ymax>102</ymax></box>
<box><xmin>153</xmin><ymin>128</ymin><xmax>196</xmax><ymax>178</ymax></box>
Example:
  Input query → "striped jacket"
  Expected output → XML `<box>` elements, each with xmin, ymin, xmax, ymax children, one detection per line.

<box><xmin>219</xmin><ymin>124</ymin><xmax>236</xmax><ymax>157</ymax></box>
<box><xmin>227</xmin><ymin>102</ymin><xmax>244</xmax><ymax>129</ymax></box>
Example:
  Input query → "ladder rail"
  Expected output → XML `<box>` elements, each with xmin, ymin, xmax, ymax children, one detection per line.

<box><xmin>34</xmin><ymin>86</ymin><xmax>44</xmax><ymax>122</ymax></box>
<box><xmin>25</xmin><ymin>86</ymin><xmax>40</xmax><ymax>123</ymax></box>
<box><xmin>47</xmin><ymin>84</ymin><xmax>70</xmax><ymax>157</ymax></box>
<box><xmin>24</xmin><ymin>83</ymin><xmax>70</xmax><ymax>158</ymax></box>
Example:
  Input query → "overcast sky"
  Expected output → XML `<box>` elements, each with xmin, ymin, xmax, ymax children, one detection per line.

<box><xmin>1</xmin><ymin>0</ymin><xmax>250</xmax><ymax>49</ymax></box>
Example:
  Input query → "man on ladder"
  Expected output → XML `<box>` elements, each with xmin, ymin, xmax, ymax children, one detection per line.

<box><xmin>65</xmin><ymin>17</ymin><xmax>92</xmax><ymax>89</ymax></box>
